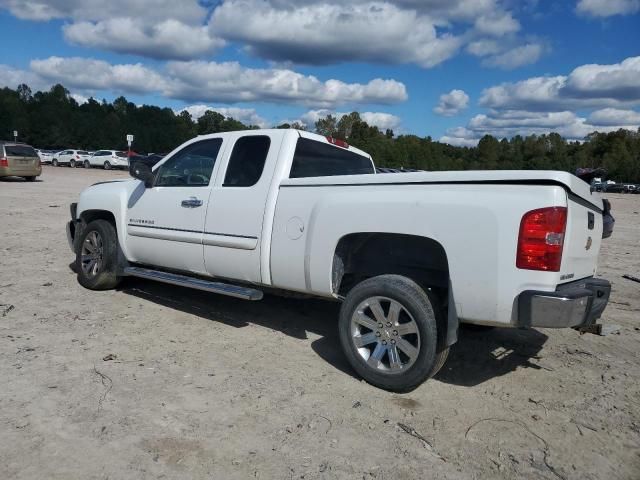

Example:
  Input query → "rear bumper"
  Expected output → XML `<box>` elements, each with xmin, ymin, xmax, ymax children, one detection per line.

<box><xmin>0</xmin><ymin>165</ymin><xmax>41</xmax><ymax>177</ymax></box>
<box><xmin>517</xmin><ymin>277</ymin><xmax>611</xmax><ymax>328</ymax></box>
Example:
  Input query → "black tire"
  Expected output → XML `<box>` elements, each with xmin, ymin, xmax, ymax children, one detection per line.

<box><xmin>75</xmin><ymin>220</ymin><xmax>121</xmax><ymax>290</ymax></box>
<box><xmin>70</xmin><ymin>159</ymin><xmax>76</xmax><ymax>168</ymax></box>
<box><xmin>338</xmin><ymin>274</ymin><xmax>441</xmax><ymax>392</ymax></box>
<box><xmin>52</xmin><ymin>159</ymin><xmax>58</xmax><ymax>166</ymax></box>
<box><xmin>104</xmin><ymin>161</ymin><xmax>111</xmax><ymax>170</ymax></box>
<box><xmin>84</xmin><ymin>160</ymin><xmax>90</xmax><ymax>169</ymax></box>
<box><xmin>24</xmin><ymin>176</ymin><xmax>36</xmax><ymax>182</ymax></box>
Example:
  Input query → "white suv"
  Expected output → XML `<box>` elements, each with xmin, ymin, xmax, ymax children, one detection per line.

<box><xmin>52</xmin><ymin>150</ymin><xmax>91</xmax><ymax>167</ymax></box>
<box><xmin>86</xmin><ymin>150</ymin><xmax>129</xmax><ymax>170</ymax></box>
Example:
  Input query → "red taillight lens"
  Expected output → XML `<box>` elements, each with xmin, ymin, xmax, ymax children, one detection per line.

<box><xmin>0</xmin><ymin>157</ymin><xmax>8</xmax><ymax>167</ymax></box>
<box><xmin>516</xmin><ymin>207</ymin><xmax>567</xmax><ymax>271</ymax></box>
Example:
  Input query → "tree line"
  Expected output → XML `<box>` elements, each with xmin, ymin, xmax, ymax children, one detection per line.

<box><xmin>2</xmin><ymin>84</ymin><xmax>639</xmax><ymax>182</ymax></box>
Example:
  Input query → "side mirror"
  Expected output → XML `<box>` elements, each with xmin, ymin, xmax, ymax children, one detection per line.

<box><xmin>130</xmin><ymin>161</ymin><xmax>154</xmax><ymax>188</ymax></box>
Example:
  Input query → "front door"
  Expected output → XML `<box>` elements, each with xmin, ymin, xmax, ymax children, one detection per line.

<box><xmin>125</xmin><ymin>137</ymin><xmax>224</xmax><ymax>274</ymax></box>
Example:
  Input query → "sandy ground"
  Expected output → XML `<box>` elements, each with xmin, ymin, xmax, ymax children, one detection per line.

<box><xmin>1</xmin><ymin>165</ymin><xmax>639</xmax><ymax>480</ymax></box>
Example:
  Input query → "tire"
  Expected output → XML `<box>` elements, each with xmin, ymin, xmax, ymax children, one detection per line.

<box><xmin>104</xmin><ymin>161</ymin><xmax>111</xmax><ymax>170</ymax></box>
<box><xmin>84</xmin><ymin>161</ymin><xmax>90</xmax><ymax>169</ymax></box>
<box><xmin>338</xmin><ymin>274</ymin><xmax>442</xmax><ymax>392</ymax></box>
<box><xmin>24</xmin><ymin>176</ymin><xmax>36</xmax><ymax>182</ymax></box>
<box><xmin>52</xmin><ymin>159</ymin><xmax>58</xmax><ymax>167</ymax></box>
<box><xmin>75</xmin><ymin>220</ymin><xmax>121</xmax><ymax>290</ymax></box>
<box><xmin>70</xmin><ymin>159</ymin><xmax>76</xmax><ymax>168</ymax></box>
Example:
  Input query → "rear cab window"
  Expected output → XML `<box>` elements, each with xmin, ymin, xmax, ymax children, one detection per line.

<box><xmin>4</xmin><ymin>145</ymin><xmax>38</xmax><ymax>157</ymax></box>
<box><xmin>289</xmin><ymin>138</ymin><xmax>374</xmax><ymax>178</ymax></box>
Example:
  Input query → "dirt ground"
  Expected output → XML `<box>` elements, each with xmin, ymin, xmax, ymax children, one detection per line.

<box><xmin>1</xmin><ymin>166</ymin><xmax>639</xmax><ymax>480</ymax></box>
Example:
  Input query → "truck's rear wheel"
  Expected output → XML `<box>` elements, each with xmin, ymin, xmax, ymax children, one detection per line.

<box><xmin>338</xmin><ymin>274</ymin><xmax>441</xmax><ymax>392</ymax></box>
<box><xmin>76</xmin><ymin>220</ymin><xmax>121</xmax><ymax>290</ymax></box>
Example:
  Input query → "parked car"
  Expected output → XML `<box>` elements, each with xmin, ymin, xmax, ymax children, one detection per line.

<box><xmin>86</xmin><ymin>150</ymin><xmax>129</xmax><ymax>170</ymax></box>
<box><xmin>52</xmin><ymin>150</ymin><xmax>90</xmax><ymax>167</ymax></box>
<box><xmin>36</xmin><ymin>149</ymin><xmax>54</xmax><ymax>164</ymax></box>
<box><xmin>0</xmin><ymin>141</ymin><xmax>42</xmax><ymax>181</ymax></box>
<box><xmin>66</xmin><ymin>129</ymin><xmax>612</xmax><ymax>392</ymax></box>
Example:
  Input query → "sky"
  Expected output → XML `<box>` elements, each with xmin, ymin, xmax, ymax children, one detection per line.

<box><xmin>0</xmin><ymin>0</ymin><xmax>639</xmax><ymax>146</ymax></box>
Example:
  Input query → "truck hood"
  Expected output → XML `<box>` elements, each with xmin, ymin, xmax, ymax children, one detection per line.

<box><xmin>281</xmin><ymin>170</ymin><xmax>603</xmax><ymax>211</ymax></box>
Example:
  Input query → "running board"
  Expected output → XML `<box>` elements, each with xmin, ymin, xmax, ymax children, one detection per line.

<box><xmin>123</xmin><ymin>266</ymin><xmax>263</xmax><ymax>301</ymax></box>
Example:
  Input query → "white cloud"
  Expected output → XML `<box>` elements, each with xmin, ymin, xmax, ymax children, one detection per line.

<box><xmin>588</xmin><ymin>108</ymin><xmax>640</xmax><ymax>126</ymax></box>
<box><xmin>480</xmin><ymin>55</ymin><xmax>640</xmax><ymax>110</ymax></box>
<box><xmin>164</xmin><ymin>61</ymin><xmax>407</xmax><ymax>106</ymax></box>
<box><xmin>440</xmin><ymin>127</ymin><xmax>480</xmax><ymax>147</ymax></box>
<box><xmin>482</xmin><ymin>43</ymin><xmax>544</xmax><ymax>70</ymax></box>
<box><xmin>442</xmin><ymin>55</ymin><xmax>640</xmax><ymax>146</ymax></box>
<box><xmin>30</xmin><ymin>57</ymin><xmax>166</xmax><ymax>94</ymax></box>
<box><xmin>474</xmin><ymin>12</ymin><xmax>520</xmax><ymax>36</ymax></box>
<box><xmin>179</xmin><ymin>105</ymin><xmax>269</xmax><ymax>127</ymax></box>
<box><xmin>466</xmin><ymin>39</ymin><xmax>502</xmax><ymax>57</ymax></box>
<box><xmin>24</xmin><ymin>56</ymin><xmax>407</xmax><ymax>108</ymax></box>
<box><xmin>576</xmin><ymin>0</ymin><xmax>640</xmax><ymax>17</ymax></box>
<box><xmin>434</xmin><ymin>89</ymin><xmax>470</xmax><ymax>116</ymax></box>
<box><xmin>70</xmin><ymin>93</ymin><xmax>89</xmax><ymax>104</ymax></box>
<box><xmin>0</xmin><ymin>0</ymin><xmax>206</xmax><ymax>22</ymax></box>
<box><xmin>295</xmin><ymin>109</ymin><xmax>401</xmax><ymax>131</ymax></box>
<box><xmin>441</xmin><ymin>108</ymin><xmax>638</xmax><ymax>146</ymax></box>
<box><xmin>63</xmin><ymin>18</ymin><xmax>224</xmax><ymax>60</ymax></box>
<box><xmin>210</xmin><ymin>1</ymin><xmax>463</xmax><ymax>68</ymax></box>
<box><xmin>0</xmin><ymin>64</ymin><xmax>45</xmax><ymax>90</ymax></box>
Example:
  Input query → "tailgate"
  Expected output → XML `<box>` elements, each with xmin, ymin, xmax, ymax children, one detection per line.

<box><xmin>561</xmin><ymin>196</ymin><xmax>603</xmax><ymax>282</ymax></box>
<box><xmin>8</xmin><ymin>155</ymin><xmax>39</xmax><ymax>172</ymax></box>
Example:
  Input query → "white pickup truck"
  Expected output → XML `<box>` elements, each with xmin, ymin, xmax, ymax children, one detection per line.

<box><xmin>67</xmin><ymin>129</ymin><xmax>612</xmax><ymax>391</ymax></box>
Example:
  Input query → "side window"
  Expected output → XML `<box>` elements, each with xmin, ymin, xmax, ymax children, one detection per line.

<box><xmin>154</xmin><ymin>138</ymin><xmax>223</xmax><ymax>187</ymax></box>
<box><xmin>290</xmin><ymin>138</ymin><xmax>374</xmax><ymax>178</ymax></box>
<box><xmin>223</xmin><ymin>136</ymin><xmax>271</xmax><ymax>187</ymax></box>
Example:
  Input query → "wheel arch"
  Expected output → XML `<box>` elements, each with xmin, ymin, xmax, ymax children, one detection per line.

<box><xmin>332</xmin><ymin>232</ymin><xmax>458</xmax><ymax>346</ymax></box>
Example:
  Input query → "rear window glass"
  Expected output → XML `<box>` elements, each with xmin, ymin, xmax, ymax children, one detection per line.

<box><xmin>4</xmin><ymin>145</ymin><xmax>38</xmax><ymax>157</ymax></box>
<box><xmin>116</xmin><ymin>151</ymin><xmax>128</xmax><ymax>157</ymax></box>
<box><xmin>78</xmin><ymin>151</ymin><xmax>89</xmax><ymax>155</ymax></box>
<box><xmin>290</xmin><ymin>138</ymin><xmax>374</xmax><ymax>178</ymax></box>
<box><xmin>223</xmin><ymin>136</ymin><xmax>270</xmax><ymax>187</ymax></box>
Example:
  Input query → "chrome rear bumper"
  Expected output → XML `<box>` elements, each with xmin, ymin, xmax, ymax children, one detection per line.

<box><xmin>518</xmin><ymin>277</ymin><xmax>611</xmax><ymax>328</ymax></box>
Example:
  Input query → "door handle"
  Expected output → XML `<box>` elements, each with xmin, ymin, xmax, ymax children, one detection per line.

<box><xmin>181</xmin><ymin>197</ymin><xmax>203</xmax><ymax>208</ymax></box>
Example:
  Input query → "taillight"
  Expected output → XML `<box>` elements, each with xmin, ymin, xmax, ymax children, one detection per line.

<box><xmin>516</xmin><ymin>207</ymin><xmax>567</xmax><ymax>272</ymax></box>
<box><xmin>0</xmin><ymin>157</ymin><xmax>7</xmax><ymax>167</ymax></box>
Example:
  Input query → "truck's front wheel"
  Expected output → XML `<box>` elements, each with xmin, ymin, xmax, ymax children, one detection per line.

<box><xmin>76</xmin><ymin>220</ymin><xmax>121</xmax><ymax>290</ymax></box>
<box><xmin>339</xmin><ymin>275</ymin><xmax>442</xmax><ymax>392</ymax></box>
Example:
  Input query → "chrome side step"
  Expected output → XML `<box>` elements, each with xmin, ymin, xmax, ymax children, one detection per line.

<box><xmin>123</xmin><ymin>266</ymin><xmax>263</xmax><ymax>301</ymax></box>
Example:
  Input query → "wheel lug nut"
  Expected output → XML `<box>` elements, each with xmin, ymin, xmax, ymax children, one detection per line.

<box><xmin>393</xmin><ymin>330</ymin><xmax>398</xmax><ymax>336</ymax></box>
<box><xmin>375</xmin><ymin>331</ymin><xmax>381</xmax><ymax>337</ymax></box>
<box><xmin>382</xmin><ymin>340</ymin><xmax>387</xmax><ymax>345</ymax></box>
<box><xmin>378</xmin><ymin>323</ymin><xmax>384</xmax><ymax>328</ymax></box>
<box><xmin>391</xmin><ymin>339</ymin><xmax>396</xmax><ymax>345</ymax></box>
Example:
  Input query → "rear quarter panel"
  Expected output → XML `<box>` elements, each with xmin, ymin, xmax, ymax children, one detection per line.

<box><xmin>270</xmin><ymin>183</ymin><xmax>570</xmax><ymax>325</ymax></box>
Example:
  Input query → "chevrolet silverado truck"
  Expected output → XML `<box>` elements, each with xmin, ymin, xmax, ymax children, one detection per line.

<box><xmin>66</xmin><ymin>129</ymin><xmax>612</xmax><ymax>391</ymax></box>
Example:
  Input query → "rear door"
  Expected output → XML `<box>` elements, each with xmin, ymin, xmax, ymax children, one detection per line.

<box><xmin>203</xmin><ymin>131</ymin><xmax>285</xmax><ymax>283</ymax></box>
